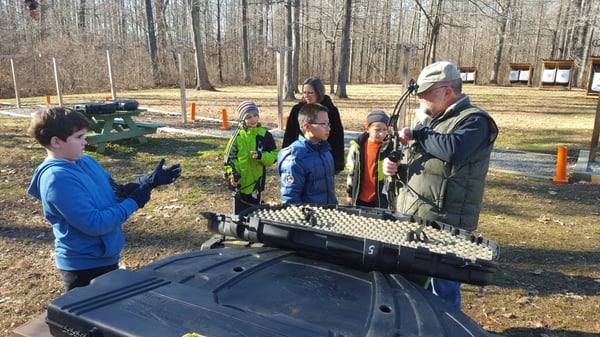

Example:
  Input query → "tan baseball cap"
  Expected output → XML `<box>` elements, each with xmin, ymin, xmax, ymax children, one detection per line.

<box><xmin>416</xmin><ymin>61</ymin><xmax>461</xmax><ymax>94</ymax></box>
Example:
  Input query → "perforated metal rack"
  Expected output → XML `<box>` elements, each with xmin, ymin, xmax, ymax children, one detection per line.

<box><xmin>203</xmin><ymin>204</ymin><xmax>499</xmax><ymax>285</ymax></box>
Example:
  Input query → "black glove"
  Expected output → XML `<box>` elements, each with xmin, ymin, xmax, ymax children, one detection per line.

<box><xmin>112</xmin><ymin>182</ymin><xmax>140</xmax><ymax>199</ymax></box>
<box><xmin>129</xmin><ymin>184</ymin><xmax>152</xmax><ymax>208</ymax></box>
<box><xmin>137</xmin><ymin>159</ymin><xmax>182</xmax><ymax>188</ymax></box>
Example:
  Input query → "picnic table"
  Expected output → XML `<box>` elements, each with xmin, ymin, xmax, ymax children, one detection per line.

<box><xmin>84</xmin><ymin>109</ymin><xmax>163</xmax><ymax>153</ymax></box>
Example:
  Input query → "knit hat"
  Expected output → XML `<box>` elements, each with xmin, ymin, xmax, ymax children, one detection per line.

<box><xmin>237</xmin><ymin>101</ymin><xmax>259</xmax><ymax>120</ymax></box>
<box><xmin>366</xmin><ymin>109</ymin><xmax>389</xmax><ymax>126</ymax></box>
<box><xmin>416</xmin><ymin>61</ymin><xmax>461</xmax><ymax>94</ymax></box>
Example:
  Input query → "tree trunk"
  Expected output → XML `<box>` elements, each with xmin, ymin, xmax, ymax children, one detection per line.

<box><xmin>292</xmin><ymin>0</ymin><xmax>300</xmax><ymax>94</ymax></box>
<box><xmin>187</xmin><ymin>0</ymin><xmax>214</xmax><ymax>91</ymax></box>
<box><xmin>330</xmin><ymin>42</ymin><xmax>336</xmax><ymax>94</ymax></box>
<box><xmin>415</xmin><ymin>0</ymin><xmax>443</xmax><ymax>65</ymax></box>
<box><xmin>154</xmin><ymin>0</ymin><xmax>170</xmax><ymax>82</ymax></box>
<box><xmin>144</xmin><ymin>0</ymin><xmax>160</xmax><ymax>86</ymax></box>
<box><xmin>336</xmin><ymin>0</ymin><xmax>352</xmax><ymax>98</ymax></box>
<box><xmin>77</xmin><ymin>0</ymin><xmax>86</xmax><ymax>30</ymax></box>
<box><xmin>489</xmin><ymin>0</ymin><xmax>512</xmax><ymax>85</ymax></box>
<box><xmin>216</xmin><ymin>0</ymin><xmax>223</xmax><ymax>84</ymax></box>
<box><xmin>284</xmin><ymin>0</ymin><xmax>295</xmax><ymax>100</ymax></box>
<box><xmin>241</xmin><ymin>0</ymin><xmax>251</xmax><ymax>83</ymax></box>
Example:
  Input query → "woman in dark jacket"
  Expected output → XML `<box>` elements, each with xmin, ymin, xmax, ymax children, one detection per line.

<box><xmin>282</xmin><ymin>76</ymin><xmax>345</xmax><ymax>174</ymax></box>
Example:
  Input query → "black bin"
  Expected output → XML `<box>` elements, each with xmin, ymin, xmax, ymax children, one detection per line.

<box><xmin>46</xmin><ymin>247</ymin><xmax>490</xmax><ymax>337</ymax></box>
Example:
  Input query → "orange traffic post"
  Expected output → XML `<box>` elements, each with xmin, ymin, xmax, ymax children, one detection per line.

<box><xmin>45</xmin><ymin>95</ymin><xmax>51</xmax><ymax>105</ymax></box>
<box><xmin>553</xmin><ymin>146</ymin><xmax>569</xmax><ymax>184</ymax></box>
<box><xmin>105</xmin><ymin>96</ymin><xmax>110</xmax><ymax>101</ymax></box>
<box><xmin>190</xmin><ymin>102</ymin><xmax>196</xmax><ymax>122</ymax></box>
<box><xmin>220</xmin><ymin>108</ymin><xmax>230</xmax><ymax>130</ymax></box>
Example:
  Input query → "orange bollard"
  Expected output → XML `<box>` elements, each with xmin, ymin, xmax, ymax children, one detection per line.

<box><xmin>220</xmin><ymin>108</ymin><xmax>230</xmax><ymax>130</ymax></box>
<box><xmin>45</xmin><ymin>95</ymin><xmax>51</xmax><ymax>105</ymax></box>
<box><xmin>105</xmin><ymin>96</ymin><xmax>110</xmax><ymax>101</ymax></box>
<box><xmin>553</xmin><ymin>146</ymin><xmax>569</xmax><ymax>184</ymax></box>
<box><xmin>190</xmin><ymin>102</ymin><xmax>196</xmax><ymax>122</ymax></box>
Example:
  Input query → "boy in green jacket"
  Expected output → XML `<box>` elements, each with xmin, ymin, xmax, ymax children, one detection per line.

<box><xmin>223</xmin><ymin>101</ymin><xmax>278</xmax><ymax>214</ymax></box>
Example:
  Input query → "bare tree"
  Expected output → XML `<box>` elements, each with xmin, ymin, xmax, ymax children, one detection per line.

<box><xmin>336</xmin><ymin>0</ymin><xmax>352</xmax><ymax>98</ymax></box>
<box><xmin>187</xmin><ymin>0</ymin><xmax>215</xmax><ymax>90</ymax></box>
<box><xmin>77</xmin><ymin>0</ymin><xmax>86</xmax><ymax>30</ymax></box>
<box><xmin>489</xmin><ymin>0</ymin><xmax>513</xmax><ymax>84</ymax></box>
<box><xmin>415</xmin><ymin>0</ymin><xmax>444</xmax><ymax>65</ymax></box>
<box><xmin>241</xmin><ymin>0</ymin><xmax>251</xmax><ymax>83</ymax></box>
<box><xmin>284</xmin><ymin>0</ymin><xmax>295</xmax><ymax>100</ymax></box>
<box><xmin>2</xmin><ymin>0</ymin><xmax>600</xmax><ymax>95</ymax></box>
<box><xmin>291</xmin><ymin>0</ymin><xmax>300</xmax><ymax>94</ymax></box>
<box><xmin>216</xmin><ymin>0</ymin><xmax>224</xmax><ymax>83</ymax></box>
<box><xmin>145</xmin><ymin>0</ymin><xmax>160</xmax><ymax>85</ymax></box>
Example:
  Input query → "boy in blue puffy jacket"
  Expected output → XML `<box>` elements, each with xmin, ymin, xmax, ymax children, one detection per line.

<box><xmin>277</xmin><ymin>103</ymin><xmax>338</xmax><ymax>204</ymax></box>
<box><xmin>27</xmin><ymin>107</ymin><xmax>181</xmax><ymax>291</ymax></box>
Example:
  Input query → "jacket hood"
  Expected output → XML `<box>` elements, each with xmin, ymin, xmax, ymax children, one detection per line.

<box><xmin>28</xmin><ymin>158</ymin><xmax>74</xmax><ymax>200</ymax></box>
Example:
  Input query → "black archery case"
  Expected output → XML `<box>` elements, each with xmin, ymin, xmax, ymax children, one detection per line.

<box><xmin>203</xmin><ymin>204</ymin><xmax>500</xmax><ymax>286</ymax></box>
<box><xmin>46</xmin><ymin>247</ymin><xmax>491</xmax><ymax>337</ymax></box>
<box><xmin>72</xmin><ymin>101</ymin><xmax>118</xmax><ymax>114</ymax></box>
<box><xmin>107</xmin><ymin>99</ymin><xmax>139</xmax><ymax>110</ymax></box>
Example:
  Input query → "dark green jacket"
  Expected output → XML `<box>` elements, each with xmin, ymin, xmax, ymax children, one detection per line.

<box><xmin>394</xmin><ymin>96</ymin><xmax>498</xmax><ymax>231</ymax></box>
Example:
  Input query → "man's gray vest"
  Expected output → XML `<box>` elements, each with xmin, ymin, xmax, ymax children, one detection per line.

<box><xmin>395</xmin><ymin>99</ymin><xmax>497</xmax><ymax>231</ymax></box>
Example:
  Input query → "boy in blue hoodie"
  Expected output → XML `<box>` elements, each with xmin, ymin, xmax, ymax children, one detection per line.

<box><xmin>27</xmin><ymin>107</ymin><xmax>181</xmax><ymax>291</ymax></box>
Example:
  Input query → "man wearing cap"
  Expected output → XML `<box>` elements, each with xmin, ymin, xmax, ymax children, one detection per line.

<box><xmin>345</xmin><ymin>109</ymin><xmax>392</xmax><ymax>208</ymax></box>
<box><xmin>383</xmin><ymin>61</ymin><xmax>498</xmax><ymax>310</ymax></box>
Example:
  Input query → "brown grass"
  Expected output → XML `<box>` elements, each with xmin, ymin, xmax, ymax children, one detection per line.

<box><xmin>1</xmin><ymin>84</ymin><xmax>599</xmax><ymax>337</ymax></box>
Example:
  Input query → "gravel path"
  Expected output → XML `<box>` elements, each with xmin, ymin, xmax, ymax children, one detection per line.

<box><xmin>160</xmin><ymin>125</ymin><xmax>567</xmax><ymax>180</ymax></box>
<box><xmin>1</xmin><ymin>106</ymin><xmax>590</xmax><ymax>180</ymax></box>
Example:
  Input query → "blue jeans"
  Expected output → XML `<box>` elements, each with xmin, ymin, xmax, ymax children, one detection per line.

<box><xmin>429</xmin><ymin>278</ymin><xmax>462</xmax><ymax>310</ymax></box>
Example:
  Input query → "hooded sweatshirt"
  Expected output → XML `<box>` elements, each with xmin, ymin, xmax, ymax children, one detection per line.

<box><xmin>28</xmin><ymin>154</ymin><xmax>138</xmax><ymax>271</ymax></box>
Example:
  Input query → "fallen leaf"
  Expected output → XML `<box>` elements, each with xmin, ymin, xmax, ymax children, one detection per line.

<box><xmin>502</xmin><ymin>312</ymin><xmax>516</xmax><ymax>319</ymax></box>
<box><xmin>536</xmin><ymin>216</ymin><xmax>550</xmax><ymax>223</ymax></box>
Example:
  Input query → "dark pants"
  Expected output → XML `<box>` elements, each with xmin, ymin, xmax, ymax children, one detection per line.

<box><xmin>356</xmin><ymin>199</ymin><xmax>377</xmax><ymax>207</ymax></box>
<box><xmin>60</xmin><ymin>263</ymin><xmax>119</xmax><ymax>292</ymax></box>
<box><xmin>233</xmin><ymin>192</ymin><xmax>260</xmax><ymax>214</ymax></box>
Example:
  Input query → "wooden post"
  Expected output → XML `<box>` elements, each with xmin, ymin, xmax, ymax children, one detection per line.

<box><xmin>106</xmin><ymin>49</ymin><xmax>116</xmax><ymax>100</ymax></box>
<box><xmin>169</xmin><ymin>46</ymin><xmax>194</xmax><ymax>124</ymax></box>
<box><xmin>10</xmin><ymin>58</ymin><xmax>21</xmax><ymax>108</ymax></box>
<box><xmin>589</xmin><ymin>96</ymin><xmax>600</xmax><ymax>162</ymax></box>
<box><xmin>399</xmin><ymin>44</ymin><xmax>420</xmax><ymax>128</ymax></box>
<box><xmin>269</xmin><ymin>46</ymin><xmax>292</xmax><ymax>130</ymax></box>
<box><xmin>52</xmin><ymin>57</ymin><xmax>64</xmax><ymax>106</ymax></box>
<box><xmin>177</xmin><ymin>52</ymin><xmax>186</xmax><ymax>123</ymax></box>
<box><xmin>96</xmin><ymin>44</ymin><xmax>122</xmax><ymax>100</ymax></box>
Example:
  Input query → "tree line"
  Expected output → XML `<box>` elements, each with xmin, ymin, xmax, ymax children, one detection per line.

<box><xmin>0</xmin><ymin>0</ymin><xmax>598</xmax><ymax>99</ymax></box>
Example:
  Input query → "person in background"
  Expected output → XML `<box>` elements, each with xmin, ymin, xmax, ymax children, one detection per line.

<box><xmin>383</xmin><ymin>61</ymin><xmax>498</xmax><ymax>310</ymax></box>
<box><xmin>278</xmin><ymin>103</ymin><xmax>338</xmax><ymax>205</ymax></box>
<box><xmin>345</xmin><ymin>109</ymin><xmax>392</xmax><ymax>208</ymax></box>
<box><xmin>223</xmin><ymin>101</ymin><xmax>278</xmax><ymax>214</ymax></box>
<box><xmin>27</xmin><ymin>107</ymin><xmax>181</xmax><ymax>291</ymax></box>
<box><xmin>282</xmin><ymin>76</ymin><xmax>345</xmax><ymax>174</ymax></box>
